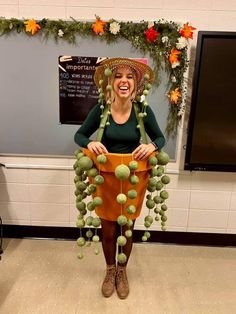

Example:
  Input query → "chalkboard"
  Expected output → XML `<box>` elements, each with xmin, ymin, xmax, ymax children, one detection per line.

<box><xmin>0</xmin><ymin>34</ymin><xmax>177</xmax><ymax>159</ymax></box>
<box><xmin>59</xmin><ymin>56</ymin><xmax>100</xmax><ymax>124</ymax></box>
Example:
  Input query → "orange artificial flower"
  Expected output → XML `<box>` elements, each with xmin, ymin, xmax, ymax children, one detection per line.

<box><xmin>24</xmin><ymin>19</ymin><xmax>41</xmax><ymax>35</ymax></box>
<box><xmin>169</xmin><ymin>48</ymin><xmax>181</xmax><ymax>64</ymax></box>
<box><xmin>92</xmin><ymin>18</ymin><xmax>106</xmax><ymax>35</ymax></box>
<box><xmin>180</xmin><ymin>23</ymin><xmax>196</xmax><ymax>39</ymax></box>
<box><xmin>168</xmin><ymin>88</ymin><xmax>181</xmax><ymax>104</ymax></box>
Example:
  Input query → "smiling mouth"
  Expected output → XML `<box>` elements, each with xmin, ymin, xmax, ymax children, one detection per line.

<box><xmin>119</xmin><ymin>86</ymin><xmax>129</xmax><ymax>91</ymax></box>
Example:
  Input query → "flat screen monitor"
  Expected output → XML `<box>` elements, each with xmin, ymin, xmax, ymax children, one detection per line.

<box><xmin>184</xmin><ymin>31</ymin><xmax>236</xmax><ymax>172</ymax></box>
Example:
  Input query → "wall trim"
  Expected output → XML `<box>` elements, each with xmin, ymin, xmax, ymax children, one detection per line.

<box><xmin>2</xmin><ymin>224</ymin><xmax>236</xmax><ymax>247</ymax></box>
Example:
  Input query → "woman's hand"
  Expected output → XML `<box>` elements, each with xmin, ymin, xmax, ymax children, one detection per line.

<box><xmin>87</xmin><ymin>141</ymin><xmax>108</xmax><ymax>155</ymax></box>
<box><xmin>132</xmin><ymin>143</ymin><xmax>156</xmax><ymax>160</ymax></box>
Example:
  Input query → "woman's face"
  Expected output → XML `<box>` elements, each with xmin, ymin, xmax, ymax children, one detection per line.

<box><xmin>112</xmin><ymin>66</ymin><xmax>136</xmax><ymax>101</ymax></box>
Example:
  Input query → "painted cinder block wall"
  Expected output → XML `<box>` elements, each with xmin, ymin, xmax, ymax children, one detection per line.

<box><xmin>0</xmin><ymin>0</ymin><xmax>236</xmax><ymax>234</ymax></box>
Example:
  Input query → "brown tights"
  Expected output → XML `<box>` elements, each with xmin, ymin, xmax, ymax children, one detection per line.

<box><xmin>100</xmin><ymin>218</ymin><xmax>135</xmax><ymax>267</ymax></box>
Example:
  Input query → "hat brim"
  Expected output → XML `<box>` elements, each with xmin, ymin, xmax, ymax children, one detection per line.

<box><xmin>94</xmin><ymin>57</ymin><xmax>155</xmax><ymax>95</ymax></box>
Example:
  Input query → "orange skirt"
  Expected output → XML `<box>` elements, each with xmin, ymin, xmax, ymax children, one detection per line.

<box><xmin>83</xmin><ymin>148</ymin><xmax>153</xmax><ymax>221</ymax></box>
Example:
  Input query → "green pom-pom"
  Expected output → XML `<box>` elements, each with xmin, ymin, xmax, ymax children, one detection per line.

<box><xmin>127</xmin><ymin>189</ymin><xmax>137</xmax><ymax>199</ymax></box>
<box><xmin>161</xmin><ymin>175</ymin><xmax>170</xmax><ymax>185</ymax></box>
<box><xmin>76</xmin><ymin>201</ymin><xmax>86</xmax><ymax>211</ymax></box>
<box><xmin>76</xmin><ymin>218</ymin><xmax>85</xmax><ymax>228</ymax></box>
<box><xmin>87</xmin><ymin>168</ymin><xmax>98</xmax><ymax>177</ymax></box>
<box><xmin>76</xmin><ymin>152</ymin><xmax>84</xmax><ymax>160</ymax></box>
<box><xmin>145</xmin><ymin>215</ymin><xmax>153</xmax><ymax>224</ymax></box>
<box><xmin>92</xmin><ymin>217</ymin><xmax>101</xmax><ymax>228</ymax></box>
<box><xmin>157</xmin><ymin>151</ymin><xmax>170</xmax><ymax>165</ymax></box>
<box><xmin>128</xmin><ymin>160</ymin><xmax>138</xmax><ymax>171</ymax></box>
<box><xmin>156</xmin><ymin>166</ymin><xmax>165</xmax><ymax>177</ymax></box>
<box><xmin>153</xmin><ymin>196</ymin><xmax>164</xmax><ymax>204</ymax></box>
<box><xmin>92</xmin><ymin>235</ymin><xmax>100</xmax><ymax>242</ymax></box>
<box><xmin>117</xmin><ymin>215</ymin><xmax>128</xmax><ymax>226</ymax></box>
<box><xmin>94</xmin><ymin>175</ymin><xmax>104</xmax><ymax>185</ymax></box>
<box><xmin>115</xmin><ymin>164</ymin><xmax>130</xmax><ymax>180</ymax></box>
<box><xmin>75</xmin><ymin>181</ymin><xmax>87</xmax><ymax>192</ymax></box>
<box><xmin>93</xmin><ymin>196</ymin><xmax>103</xmax><ymax>206</ymax></box>
<box><xmin>74</xmin><ymin>175</ymin><xmax>80</xmax><ymax>183</ymax></box>
<box><xmin>148</xmin><ymin>156</ymin><xmax>158</xmax><ymax>166</ymax></box>
<box><xmin>87</xmin><ymin>201</ymin><xmax>96</xmax><ymax>211</ymax></box>
<box><xmin>146</xmin><ymin>199</ymin><xmax>155</xmax><ymax>209</ymax></box>
<box><xmin>99</xmin><ymin>79</ymin><xmax>103</xmax><ymax>86</ymax></box>
<box><xmin>74</xmin><ymin>148</ymin><xmax>82</xmax><ymax>157</ymax></box>
<box><xmin>97</xmin><ymin>154</ymin><xmax>107</xmax><ymax>164</ymax></box>
<box><xmin>129</xmin><ymin>175</ymin><xmax>139</xmax><ymax>185</ymax></box>
<box><xmin>77</xmin><ymin>237</ymin><xmax>86</xmax><ymax>247</ymax></box>
<box><xmin>142</xmin><ymin>235</ymin><xmax>148</xmax><ymax>242</ymax></box>
<box><xmin>144</xmin><ymin>221</ymin><xmax>151</xmax><ymax>228</ymax></box>
<box><xmin>76</xmin><ymin>194</ymin><xmax>83</xmax><ymax>202</ymax></box>
<box><xmin>77</xmin><ymin>156</ymin><xmax>93</xmax><ymax>170</ymax></box>
<box><xmin>126</xmin><ymin>205</ymin><xmax>136</xmax><ymax>214</ymax></box>
<box><xmin>104</xmin><ymin>68</ymin><xmax>112</xmax><ymax>77</ymax></box>
<box><xmin>126</xmin><ymin>219</ymin><xmax>133</xmax><ymax>227</ymax></box>
<box><xmin>125</xmin><ymin>230</ymin><xmax>132</xmax><ymax>238</ymax></box>
<box><xmin>144</xmin><ymin>231</ymin><xmax>151</xmax><ymax>239</ymax></box>
<box><xmin>87</xmin><ymin>184</ymin><xmax>97</xmax><ymax>194</ymax></box>
<box><xmin>143</xmin><ymin>89</ymin><xmax>149</xmax><ymax>96</ymax></box>
<box><xmin>86</xmin><ymin>216</ymin><xmax>93</xmax><ymax>226</ymax></box>
<box><xmin>73</xmin><ymin>161</ymin><xmax>78</xmax><ymax>170</ymax></box>
<box><xmin>117</xmin><ymin>235</ymin><xmax>127</xmax><ymax>246</ymax></box>
<box><xmin>116</xmin><ymin>193</ymin><xmax>127</xmax><ymax>204</ymax></box>
<box><xmin>148</xmin><ymin>177</ymin><xmax>157</xmax><ymax>187</ymax></box>
<box><xmin>160</xmin><ymin>190</ymin><xmax>169</xmax><ymax>200</ymax></box>
<box><xmin>106</xmin><ymin>84</ymin><xmax>112</xmax><ymax>91</ymax></box>
<box><xmin>161</xmin><ymin>215</ymin><xmax>168</xmax><ymax>222</ymax></box>
<box><xmin>86</xmin><ymin>230</ymin><xmax>93</xmax><ymax>238</ymax></box>
<box><xmin>145</xmin><ymin>83</ymin><xmax>152</xmax><ymax>90</ymax></box>
<box><xmin>143</xmin><ymin>101</ymin><xmax>148</xmax><ymax>107</ymax></box>
<box><xmin>161</xmin><ymin>204</ymin><xmax>168</xmax><ymax>211</ymax></box>
<box><xmin>154</xmin><ymin>207</ymin><xmax>160</xmax><ymax>214</ymax></box>
<box><xmin>156</xmin><ymin>181</ymin><xmax>164</xmax><ymax>191</ymax></box>
<box><xmin>117</xmin><ymin>253</ymin><xmax>127</xmax><ymax>264</ymax></box>
<box><xmin>147</xmin><ymin>185</ymin><xmax>156</xmax><ymax>192</ymax></box>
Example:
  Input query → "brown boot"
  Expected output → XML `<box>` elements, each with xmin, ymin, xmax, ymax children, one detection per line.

<box><xmin>116</xmin><ymin>264</ymin><xmax>129</xmax><ymax>299</ymax></box>
<box><xmin>101</xmin><ymin>264</ymin><xmax>116</xmax><ymax>297</ymax></box>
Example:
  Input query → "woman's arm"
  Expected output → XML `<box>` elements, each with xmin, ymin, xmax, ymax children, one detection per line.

<box><xmin>74</xmin><ymin>104</ymin><xmax>101</xmax><ymax>148</ymax></box>
<box><xmin>143</xmin><ymin>106</ymin><xmax>166</xmax><ymax>151</ymax></box>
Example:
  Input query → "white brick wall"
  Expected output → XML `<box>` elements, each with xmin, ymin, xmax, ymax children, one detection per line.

<box><xmin>0</xmin><ymin>1</ymin><xmax>236</xmax><ymax>233</ymax></box>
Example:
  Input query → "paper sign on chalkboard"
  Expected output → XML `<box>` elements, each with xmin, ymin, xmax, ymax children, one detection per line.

<box><xmin>59</xmin><ymin>56</ymin><xmax>106</xmax><ymax>124</ymax></box>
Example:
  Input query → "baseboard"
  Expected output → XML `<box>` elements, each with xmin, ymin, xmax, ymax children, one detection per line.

<box><xmin>2</xmin><ymin>224</ymin><xmax>236</xmax><ymax>247</ymax></box>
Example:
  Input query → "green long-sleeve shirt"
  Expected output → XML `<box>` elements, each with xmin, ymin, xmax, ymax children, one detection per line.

<box><xmin>74</xmin><ymin>103</ymin><xmax>165</xmax><ymax>153</ymax></box>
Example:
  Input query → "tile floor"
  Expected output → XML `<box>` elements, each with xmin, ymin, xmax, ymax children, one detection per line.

<box><xmin>0</xmin><ymin>238</ymin><xmax>236</xmax><ymax>314</ymax></box>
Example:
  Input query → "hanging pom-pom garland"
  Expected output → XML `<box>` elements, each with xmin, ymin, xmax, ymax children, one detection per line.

<box><xmin>73</xmin><ymin>148</ymin><xmax>170</xmax><ymax>261</ymax></box>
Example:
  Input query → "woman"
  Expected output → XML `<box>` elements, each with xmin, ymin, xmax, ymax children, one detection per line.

<box><xmin>74</xmin><ymin>57</ymin><xmax>165</xmax><ymax>299</ymax></box>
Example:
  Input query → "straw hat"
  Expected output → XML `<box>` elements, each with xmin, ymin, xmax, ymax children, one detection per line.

<box><xmin>94</xmin><ymin>57</ymin><xmax>155</xmax><ymax>96</ymax></box>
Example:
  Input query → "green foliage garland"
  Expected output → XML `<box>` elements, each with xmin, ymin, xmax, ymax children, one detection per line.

<box><xmin>0</xmin><ymin>16</ymin><xmax>195</xmax><ymax>137</ymax></box>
